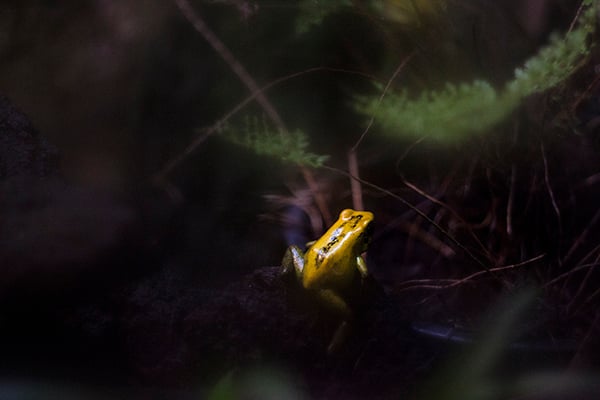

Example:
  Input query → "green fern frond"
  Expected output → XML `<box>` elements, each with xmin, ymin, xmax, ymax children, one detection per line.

<box><xmin>358</xmin><ymin>81</ymin><xmax>520</xmax><ymax>140</ymax></box>
<box><xmin>359</xmin><ymin>1</ymin><xmax>597</xmax><ymax>141</ymax></box>
<box><xmin>508</xmin><ymin>6</ymin><xmax>595</xmax><ymax>96</ymax></box>
<box><xmin>224</xmin><ymin>117</ymin><xmax>329</xmax><ymax>168</ymax></box>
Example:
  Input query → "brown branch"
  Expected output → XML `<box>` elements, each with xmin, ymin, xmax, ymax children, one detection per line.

<box><xmin>171</xmin><ymin>0</ymin><xmax>382</xmax><ymax>224</ymax></box>
<box><xmin>396</xmin><ymin>254</ymin><xmax>546</xmax><ymax>292</ymax></box>
<box><xmin>173</xmin><ymin>0</ymin><xmax>285</xmax><ymax>129</ymax></box>
<box><xmin>567</xmin><ymin>253</ymin><xmax>600</xmax><ymax>313</ymax></box>
<box><xmin>348</xmin><ymin>149</ymin><xmax>364</xmax><ymax>211</ymax></box>
<box><xmin>577</xmin><ymin>288</ymin><xmax>600</xmax><ymax>315</ymax></box>
<box><xmin>154</xmin><ymin>66</ymin><xmax>375</xmax><ymax>183</ymax></box>
<box><xmin>507</xmin><ymin>121</ymin><xmax>520</xmax><ymax>238</ymax></box>
<box><xmin>567</xmin><ymin>0</ymin><xmax>587</xmax><ymax>33</ymax></box>
<box><xmin>568</xmin><ymin>310</ymin><xmax>600</xmax><ymax>369</ymax></box>
<box><xmin>400</xmin><ymin>177</ymin><xmax>492</xmax><ymax>261</ymax></box>
<box><xmin>351</xmin><ymin>52</ymin><xmax>414</xmax><ymax>152</ymax></box>
<box><xmin>507</xmin><ymin>164</ymin><xmax>516</xmax><ymax>237</ymax></box>
<box><xmin>541</xmin><ymin>140</ymin><xmax>562</xmax><ymax>242</ymax></box>
<box><xmin>562</xmin><ymin>208</ymin><xmax>600</xmax><ymax>265</ymax></box>
<box><xmin>396</xmin><ymin>220</ymin><xmax>456</xmax><ymax>258</ymax></box>
<box><xmin>323</xmin><ymin>165</ymin><xmax>490</xmax><ymax>271</ymax></box>
<box><xmin>346</xmin><ymin>54</ymin><xmax>414</xmax><ymax>211</ymax></box>
<box><xmin>542</xmin><ymin>262</ymin><xmax>600</xmax><ymax>288</ymax></box>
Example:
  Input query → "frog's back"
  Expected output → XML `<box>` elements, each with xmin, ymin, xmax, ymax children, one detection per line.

<box><xmin>302</xmin><ymin>209</ymin><xmax>373</xmax><ymax>289</ymax></box>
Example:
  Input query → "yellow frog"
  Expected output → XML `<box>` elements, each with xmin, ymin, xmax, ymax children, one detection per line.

<box><xmin>281</xmin><ymin>209</ymin><xmax>374</xmax><ymax>352</ymax></box>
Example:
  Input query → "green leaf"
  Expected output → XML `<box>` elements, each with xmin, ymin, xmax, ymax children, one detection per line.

<box><xmin>223</xmin><ymin>117</ymin><xmax>329</xmax><ymax>168</ymax></box>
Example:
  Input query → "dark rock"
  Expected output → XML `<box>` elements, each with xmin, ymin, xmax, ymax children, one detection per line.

<box><xmin>0</xmin><ymin>178</ymin><xmax>135</xmax><ymax>291</ymax></box>
<box><xmin>0</xmin><ymin>95</ymin><xmax>58</xmax><ymax>179</ymax></box>
<box><xmin>0</xmin><ymin>95</ymin><xmax>138</xmax><ymax>293</ymax></box>
<box><xmin>116</xmin><ymin>263</ymin><xmax>429</xmax><ymax>399</ymax></box>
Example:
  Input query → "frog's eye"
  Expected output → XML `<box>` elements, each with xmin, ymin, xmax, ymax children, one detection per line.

<box><xmin>340</xmin><ymin>209</ymin><xmax>355</xmax><ymax>219</ymax></box>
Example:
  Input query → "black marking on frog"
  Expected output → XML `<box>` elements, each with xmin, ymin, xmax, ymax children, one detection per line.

<box><xmin>348</xmin><ymin>214</ymin><xmax>363</xmax><ymax>228</ymax></box>
<box><xmin>312</xmin><ymin>214</ymin><xmax>367</xmax><ymax>270</ymax></box>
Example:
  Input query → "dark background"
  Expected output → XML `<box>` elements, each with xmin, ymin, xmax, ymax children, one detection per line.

<box><xmin>1</xmin><ymin>1</ymin><xmax>599</xmax><ymax>398</ymax></box>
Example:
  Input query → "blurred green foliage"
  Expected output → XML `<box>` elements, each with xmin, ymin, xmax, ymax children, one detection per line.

<box><xmin>358</xmin><ymin>1</ymin><xmax>598</xmax><ymax>141</ymax></box>
<box><xmin>223</xmin><ymin>116</ymin><xmax>329</xmax><ymax>167</ymax></box>
<box><xmin>357</xmin><ymin>80</ymin><xmax>513</xmax><ymax>141</ymax></box>
<box><xmin>227</xmin><ymin>1</ymin><xmax>597</xmax><ymax>165</ymax></box>
<box><xmin>207</xmin><ymin>367</ymin><xmax>306</xmax><ymax>400</ymax></box>
<box><xmin>422</xmin><ymin>288</ymin><xmax>600</xmax><ymax>400</ymax></box>
<box><xmin>508</xmin><ymin>3</ymin><xmax>596</xmax><ymax>96</ymax></box>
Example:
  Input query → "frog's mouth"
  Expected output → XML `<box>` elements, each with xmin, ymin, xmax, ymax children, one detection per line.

<box><xmin>360</xmin><ymin>222</ymin><xmax>374</xmax><ymax>248</ymax></box>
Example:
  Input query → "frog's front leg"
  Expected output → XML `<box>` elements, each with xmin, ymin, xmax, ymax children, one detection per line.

<box><xmin>356</xmin><ymin>255</ymin><xmax>369</xmax><ymax>278</ymax></box>
<box><xmin>281</xmin><ymin>245</ymin><xmax>305</xmax><ymax>282</ymax></box>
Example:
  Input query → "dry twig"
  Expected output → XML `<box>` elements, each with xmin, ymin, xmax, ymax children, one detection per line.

<box><xmin>348</xmin><ymin>54</ymin><xmax>414</xmax><ymax>211</ymax></box>
<box><xmin>396</xmin><ymin>253</ymin><xmax>545</xmax><ymax>292</ymax></box>
<box><xmin>324</xmin><ymin>165</ymin><xmax>491</xmax><ymax>271</ymax></box>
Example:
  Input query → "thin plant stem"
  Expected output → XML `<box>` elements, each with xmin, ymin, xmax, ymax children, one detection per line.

<box><xmin>173</xmin><ymin>0</ymin><xmax>284</xmax><ymax>128</ymax></box>
<box><xmin>400</xmin><ymin>176</ymin><xmax>492</xmax><ymax>262</ymax></box>
<box><xmin>348</xmin><ymin>149</ymin><xmax>363</xmax><ymax>211</ymax></box>
<box><xmin>347</xmin><ymin>54</ymin><xmax>413</xmax><ymax>212</ymax></box>
<box><xmin>541</xmin><ymin>140</ymin><xmax>562</xmax><ymax>249</ymax></box>
<box><xmin>542</xmin><ymin>262</ymin><xmax>600</xmax><ymax>288</ymax></box>
<box><xmin>351</xmin><ymin>52</ymin><xmax>414</xmax><ymax>152</ymax></box>
<box><xmin>170</xmin><ymin>0</ymin><xmax>380</xmax><ymax>224</ymax></box>
<box><xmin>323</xmin><ymin>165</ymin><xmax>491</xmax><ymax>272</ymax></box>
<box><xmin>562</xmin><ymin>208</ymin><xmax>600</xmax><ymax>265</ymax></box>
<box><xmin>396</xmin><ymin>254</ymin><xmax>545</xmax><ymax>291</ymax></box>
<box><xmin>153</xmin><ymin>66</ymin><xmax>375</xmax><ymax>183</ymax></box>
